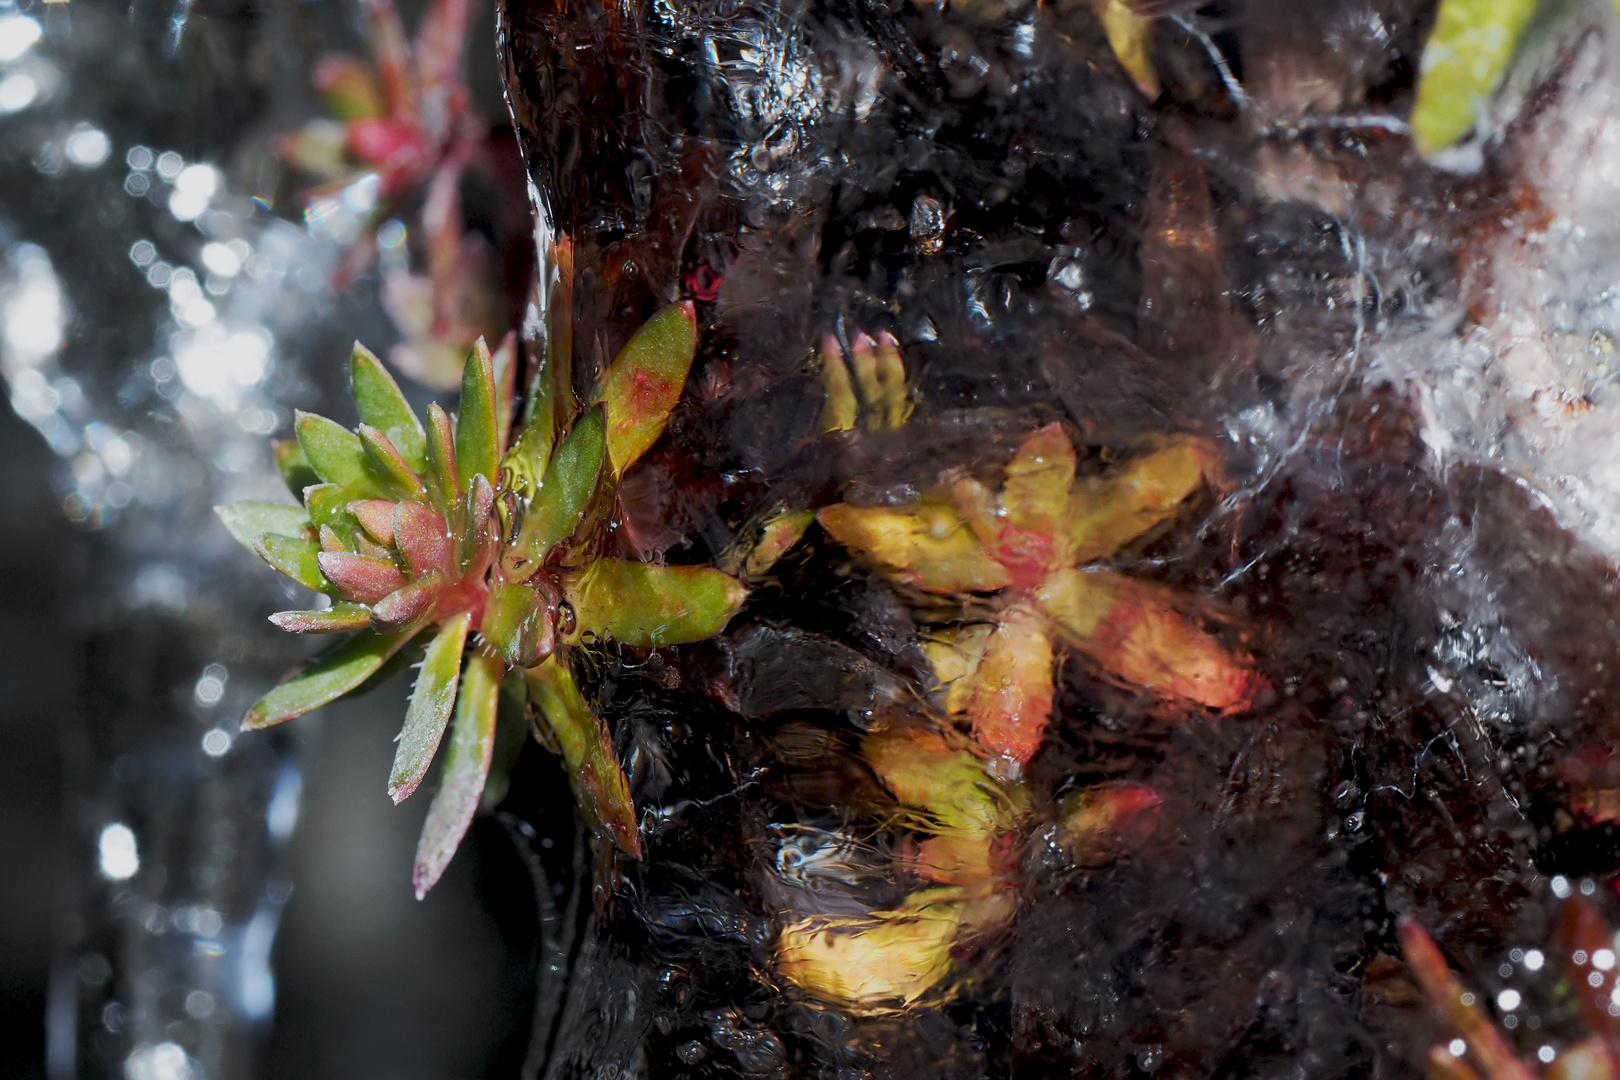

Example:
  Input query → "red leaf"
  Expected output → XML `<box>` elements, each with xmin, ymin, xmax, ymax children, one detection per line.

<box><xmin>393</xmin><ymin>501</ymin><xmax>451</xmax><ymax>578</ymax></box>
<box><xmin>316</xmin><ymin>551</ymin><xmax>405</xmax><ymax>604</ymax></box>
<box><xmin>370</xmin><ymin>574</ymin><xmax>447</xmax><ymax>634</ymax></box>
<box><xmin>348</xmin><ymin>498</ymin><xmax>399</xmax><ymax>545</ymax></box>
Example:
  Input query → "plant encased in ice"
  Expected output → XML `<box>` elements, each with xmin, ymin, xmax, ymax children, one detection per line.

<box><xmin>217</xmin><ymin>301</ymin><xmax>747</xmax><ymax>896</ymax></box>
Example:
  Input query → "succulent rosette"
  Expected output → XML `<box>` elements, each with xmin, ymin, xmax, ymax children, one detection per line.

<box><xmin>218</xmin><ymin>301</ymin><xmax>746</xmax><ymax>896</ymax></box>
<box><xmin>757</xmin><ymin>333</ymin><xmax>1258</xmax><ymax>1012</ymax></box>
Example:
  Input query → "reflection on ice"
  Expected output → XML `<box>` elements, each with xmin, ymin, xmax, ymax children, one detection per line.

<box><xmin>0</xmin><ymin>14</ymin><xmax>41</xmax><ymax>63</ymax></box>
<box><xmin>98</xmin><ymin>824</ymin><xmax>139</xmax><ymax>882</ymax></box>
<box><xmin>2</xmin><ymin>243</ymin><xmax>63</xmax><ymax>374</ymax></box>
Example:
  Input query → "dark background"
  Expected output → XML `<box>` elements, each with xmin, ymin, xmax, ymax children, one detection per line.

<box><xmin>0</xmin><ymin>398</ymin><xmax>545</xmax><ymax>1078</ymax></box>
<box><xmin>0</xmin><ymin>0</ymin><xmax>542</xmax><ymax>1073</ymax></box>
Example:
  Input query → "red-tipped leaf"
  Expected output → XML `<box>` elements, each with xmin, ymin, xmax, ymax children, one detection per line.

<box><xmin>317</xmin><ymin>551</ymin><xmax>406</xmax><ymax>604</ymax></box>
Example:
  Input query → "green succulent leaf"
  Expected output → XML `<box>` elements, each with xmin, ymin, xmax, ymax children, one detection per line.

<box><xmin>524</xmin><ymin>654</ymin><xmax>640</xmax><ymax>857</ymax></box>
<box><xmin>600</xmin><ymin>301</ymin><xmax>697</xmax><ymax>476</ymax></box>
<box><xmin>216</xmin><ymin>502</ymin><xmax>311</xmax><ymax>554</ymax></box>
<box><xmin>358</xmin><ymin>424</ymin><xmax>428</xmax><ymax>501</ymax></box>
<box><xmin>1410</xmin><ymin>0</ymin><xmax>1540</xmax><ymax>155</ymax></box>
<box><xmin>482</xmin><ymin>578</ymin><xmax>554</xmax><ymax>669</ymax></box>
<box><xmin>564</xmin><ymin>560</ymin><xmax>747</xmax><ymax>648</ymax></box>
<box><xmin>268</xmin><ymin>603</ymin><xmax>373</xmax><ymax>633</ymax></box>
<box><xmin>424</xmin><ymin>403</ymin><xmax>461</xmax><ymax>511</ymax></box>
<box><xmin>492</xmin><ymin>332</ymin><xmax>518</xmax><ymax>455</ymax></box>
<box><xmin>256</xmin><ymin>533</ymin><xmax>331</xmax><ymax>592</ymax></box>
<box><xmin>274</xmin><ymin>439</ymin><xmax>321</xmax><ymax>502</ymax></box>
<box><xmin>413</xmin><ymin>647</ymin><xmax>501</xmax><ymax>899</ymax></box>
<box><xmin>389</xmin><ymin>610</ymin><xmax>472</xmax><ymax>803</ymax></box>
<box><xmin>455</xmin><ymin>338</ymin><xmax>499</xmax><ymax>488</ymax></box>
<box><xmin>351</xmin><ymin>342</ymin><xmax>427</xmax><ymax>471</ymax></box>
<box><xmin>304</xmin><ymin>484</ymin><xmax>370</xmax><ymax>545</ymax></box>
<box><xmin>243</xmin><ymin>627</ymin><xmax>418</xmax><ymax>730</ymax></box>
<box><xmin>509</xmin><ymin>355</ymin><xmax>560</xmax><ymax>497</ymax></box>
<box><xmin>503</xmin><ymin>409</ymin><xmax>604</xmax><ymax>579</ymax></box>
<box><xmin>296</xmin><ymin>411</ymin><xmax>388</xmax><ymax>499</ymax></box>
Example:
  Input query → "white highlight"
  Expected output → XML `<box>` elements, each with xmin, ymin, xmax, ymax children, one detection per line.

<box><xmin>0</xmin><ymin>16</ymin><xmax>41</xmax><ymax>62</ymax></box>
<box><xmin>167</xmin><ymin>163</ymin><xmax>219</xmax><ymax>222</ymax></box>
<box><xmin>97</xmin><ymin>823</ymin><xmax>138</xmax><ymax>881</ymax></box>
<box><xmin>0</xmin><ymin>72</ymin><xmax>37</xmax><ymax>113</ymax></box>
<box><xmin>63</xmin><ymin>123</ymin><xmax>110</xmax><ymax>168</ymax></box>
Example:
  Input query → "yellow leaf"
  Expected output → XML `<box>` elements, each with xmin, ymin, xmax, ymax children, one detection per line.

<box><xmin>818</xmin><ymin>503</ymin><xmax>1010</xmax><ymax>593</ymax></box>
<box><xmin>1065</xmin><ymin>436</ymin><xmax>1218</xmax><ymax>563</ymax></box>
<box><xmin>817</xmin><ymin>334</ymin><xmax>858</xmax><ymax>433</ymax></box>
<box><xmin>1092</xmin><ymin>0</ymin><xmax>1160</xmax><ymax>99</ymax></box>
<box><xmin>777</xmin><ymin>901</ymin><xmax>962</xmax><ymax>1012</ymax></box>
<box><xmin>1409</xmin><ymin>0</ymin><xmax>1541</xmax><ymax>155</ymax></box>
<box><xmin>924</xmin><ymin>623</ymin><xmax>994</xmax><ymax>714</ymax></box>
<box><xmin>998</xmin><ymin>423</ymin><xmax>1077</xmax><ymax>580</ymax></box>
<box><xmin>863</xmin><ymin>724</ymin><xmax>1012</xmax><ymax>836</ymax></box>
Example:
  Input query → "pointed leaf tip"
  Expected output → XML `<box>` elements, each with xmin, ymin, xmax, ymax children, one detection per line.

<box><xmin>255</xmin><ymin>533</ymin><xmax>330</xmax><ymax>592</ymax></box>
<box><xmin>413</xmin><ymin>647</ymin><xmax>501</xmax><ymax>897</ymax></box>
<box><xmin>455</xmin><ymin>338</ymin><xmax>499</xmax><ymax>487</ymax></box>
<box><xmin>601</xmin><ymin>301</ymin><xmax>698</xmax><ymax>476</ymax></box>
<box><xmin>216</xmin><ymin>502</ymin><xmax>311</xmax><ymax>554</ymax></box>
<box><xmin>242</xmin><ymin>629</ymin><xmax>416</xmax><ymax>730</ymax></box>
<box><xmin>351</xmin><ymin>341</ymin><xmax>427</xmax><ymax>471</ymax></box>
<box><xmin>296</xmin><ymin>410</ymin><xmax>388</xmax><ymax>499</ymax></box>
<box><xmin>424</xmin><ymin>403</ymin><xmax>460</xmax><ymax>511</ymax></box>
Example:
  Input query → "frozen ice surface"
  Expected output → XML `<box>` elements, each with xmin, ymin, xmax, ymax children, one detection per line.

<box><xmin>1378</xmin><ymin>11</ymin><xmax>1620</xmax><ymax>559</ymax></box>
<box><xmin>24</xmin><ymin>0</ymin><xmax>1620</xmax><ymax>1078</ymax></box>
<box><xmin>497</xmin><ymin>0</ymin><xmax>1620</xmax><ymax>1078</ymax></box>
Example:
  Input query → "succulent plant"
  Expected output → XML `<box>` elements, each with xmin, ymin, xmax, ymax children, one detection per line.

<box><xmin>1400</xmin><ymin>901</ymin><xmax>1620</xmax><ymax>1080</ymax></box>
<box><xmin>819</xmin><ymin>419</ymin><xmax>1261</xmax><ymax>768</ymax></box>
<box><xmin>277</xmin><ymin>0</ymin><xmax>501</xmax><ymax>389</ymax></box>
<box><xmin>766</xmin><ymin>335</ymin><xmax>1230</xmax><ymax>1013</ymax></box>
<box><xmin>218</xmin><ymin>301</ymin><xmax>747</xmax><ymax>896</ymax></box>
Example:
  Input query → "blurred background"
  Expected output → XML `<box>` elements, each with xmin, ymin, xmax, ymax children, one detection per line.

<box><xmin>0</xmin><ymin>1</ymin><xmax>547</xmax><ymax>1076</ymax></box>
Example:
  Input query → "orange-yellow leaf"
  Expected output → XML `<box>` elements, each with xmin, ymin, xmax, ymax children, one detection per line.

<box><xmin>966</xmin><ymin>604</ymin><xmax>1055</xmax><ymax>764</ymax></box>
<box><xmin>1060</xmin><ymin>781</ymin><xmax>1162</xmax><ymax>866</ymax></box>
<box><xmin>1001</xmin><ymin>423</ymin><xmax>1076</xmax><ymax>551</ymax></box>
<box><xmin>1036</xmin><ymin>568</ymin><xmax>1257</xmax><ymax>712</ymax></box>
<box><xmin>863</xmin><ymin>725</ymin><xmax>1012</xmax><ymax>836</ymax></box>
<box><xmin>923</xmin><ymin>623</ymin><xmax>994</xmax><ymax>715</ymax></box>
<box><xmin>600</xmin><ymin>301</ymin><xmax>697</xmax><ymax>476</ymax></box>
